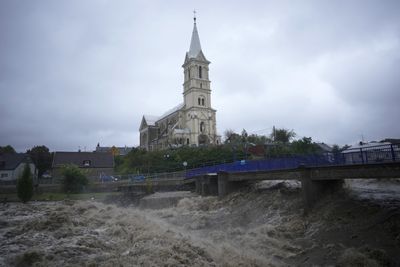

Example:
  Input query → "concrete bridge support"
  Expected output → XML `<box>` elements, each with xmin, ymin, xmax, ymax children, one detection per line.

<box><xmin>300</xmin><ymin>167</ymin><xmax>344</xmax><ymax>210</ymax></box>
<box><xmin>301</xmin><ymin>178</ymin><xmax>343</xmax><ymax>210</ymax></box>
<box><xmin>195</xmin><ymin>174</ymin><xmax>218</xmax><ymax>196</ymax></box>
<box><xmin>217</xmin><ymin>172</ymin><xmax>250</xmax><ymax>198</ymax></box>
<box><xmin>195</xmin><ymin>172</ymin><xmax>247</xmax><ymax>197</ymax></box>
<box><xmin>217</xmin><ymin>172</ymin><xmax>230</xmax><ymax>198</ymax></box>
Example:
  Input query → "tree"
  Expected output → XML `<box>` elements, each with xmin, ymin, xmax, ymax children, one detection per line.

<box><xmin>224</xmin><ymin>129</ymin><xmax>241</xmax><ymax>145</ymax></box>
<box><xmin>271</xmin><ymin>128</ymin><xmax>296</xmax><ymax>143</ymax></box>
<box><xmin>291</xmin><ymin>137</ymin><xmax>318</xmax><ymax>154</ymax></box>
<box><xmin>331</xmin><ymin>144</ymin><xmax>340</xmax><ymax>154</ymax></box>
<box><xmin>247</xmin><ymin>134</ymin><xmax>270</xmax><ymax>145</ymax></box>
<box><xmin>26</xmin><ymin>146</ymin><xmax>52</xmax><ymax>177</ymax></box>
<box><xmin>17</xmin><ymin>164</ymin><xmax>34</xmax><ymax>203</ymax></box>
<box><xmin>0</xmin><ymin>145</ymin><xmax>16</xmax><ymax>154</ymax></box>
<box><xmin>241</xmin><ymin>129</ymin><xmax>248</xmax><ymax>143</ymax></box>
<box><xmin>61</xmin><ymin>164</ymin><xmax>88</xmax><ymax>193</ymax></box>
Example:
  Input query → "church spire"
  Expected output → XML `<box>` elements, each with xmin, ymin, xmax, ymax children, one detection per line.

<box><xmin>188</xmin><ymin>11</ymin><xmax>202</xmax><ymax>59</ymax></box>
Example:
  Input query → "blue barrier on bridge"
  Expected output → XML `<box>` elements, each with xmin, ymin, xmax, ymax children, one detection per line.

<box><xmin>186</xmin><ymin>154</ymin><xmax>331</xmax><ymax>178</ymax></box>
<box><xmin>186</xmin><ymin>143</ymin><xmax>400</xmax><ymax>178</ymax></box>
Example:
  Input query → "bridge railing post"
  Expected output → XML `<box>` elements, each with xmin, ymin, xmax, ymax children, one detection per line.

<box><xmin>391</xmin><ymin>144</ymin><xmax>396</xmax><ymax>162</ymax></box>
<box><xmin>360</xmin><ymin>148</ymin><xmax>365</xmax><ymax>164</ymax></box>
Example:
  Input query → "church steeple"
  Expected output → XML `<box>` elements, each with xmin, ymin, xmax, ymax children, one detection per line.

<box><xmin>188</xmin><ymin>12</ymin><xmax>203</xmax><ymax>59</ymax></box>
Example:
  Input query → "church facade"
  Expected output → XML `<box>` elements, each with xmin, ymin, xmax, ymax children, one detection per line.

<box><xmin>139</xmin><ymin>17</ymin><xmax>220</xmax><ymax>151</ymax></box>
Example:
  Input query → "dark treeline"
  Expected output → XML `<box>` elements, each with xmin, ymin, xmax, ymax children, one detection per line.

<box><xmin>115</xmin><ymin>146</ymin><xmax>246</xmax><ymax>174</ymax></box>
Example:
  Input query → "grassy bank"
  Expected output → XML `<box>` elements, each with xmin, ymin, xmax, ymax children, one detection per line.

<box><xmin>0</xmin><ymin>192</ymin><xmax>123</xmax><ymax>202</ymax></box>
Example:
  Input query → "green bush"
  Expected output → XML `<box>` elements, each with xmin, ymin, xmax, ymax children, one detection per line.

<box><xmin>17</xmin><ymin>164</ymin><xmax>34</xmax><ymax>203</ymax></box>
<box><xmin>61</xmin><ymin>164</ymin><xmax>88</xmax><ymax>193</ymax></box>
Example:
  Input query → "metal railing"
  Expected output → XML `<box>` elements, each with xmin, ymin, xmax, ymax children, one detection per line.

<box><xmin>185</xmin><ymin>143</ymin><xmax>400</xmax><ymax>178</ymax></box>
<box><xmin>115</xmin><ymin>143</ymin><xmax>400</xmax><ymax>182</ymax></box>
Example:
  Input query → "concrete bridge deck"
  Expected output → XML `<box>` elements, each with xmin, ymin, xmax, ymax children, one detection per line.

<box><xmin>225</xmin><ymin>162</ymin><xmax>400</xmax><ymax>181</ymax></box>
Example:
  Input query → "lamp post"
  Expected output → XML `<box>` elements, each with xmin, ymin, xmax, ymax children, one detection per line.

<box><xmin>164</xmin><ymin>154</ymin><xmax>170</xmax><ymax>173</ymax></box>
<box><xmin>183</xmin><ymin>161</ymin><xmax>188</xmax><ymax>178</ymax></box>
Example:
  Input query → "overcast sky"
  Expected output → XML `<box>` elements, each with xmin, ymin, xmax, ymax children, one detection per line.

<box><xmin>1</xmin><ymin>0</ymin><xmax>399</xmax><ymax>152</ymax></box>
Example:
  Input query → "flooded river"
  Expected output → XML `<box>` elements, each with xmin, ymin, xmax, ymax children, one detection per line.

<box><xmin>1</xmin><ymin>179</ymin><xmax>399</xmax><ymax>266</ymax></box>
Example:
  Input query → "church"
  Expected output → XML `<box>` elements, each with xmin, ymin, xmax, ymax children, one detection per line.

<box><xmin>139</xmin><ymin>16</ymin><xmax>221</xmax><ymax>151</ymax></box>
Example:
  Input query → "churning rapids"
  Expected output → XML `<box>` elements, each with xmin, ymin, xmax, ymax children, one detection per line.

<box><xmin>1</xmin><ymin>180</ymin><xmax>400</xmax><ymax>266</ymax></box>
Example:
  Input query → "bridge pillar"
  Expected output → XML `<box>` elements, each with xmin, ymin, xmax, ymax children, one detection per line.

<box><xmin>195</xmin><ymin>174</ymin><xmax>218</xmax><ymax>196</ymax></box>
<box><xmin>218</xmin><ymin>172</ymin><xmax>230</xmax><ymax>198</ymax></box>
<box><xmin>217</xmin><ymin>172</ymin><xmax>249</xmax><ymax>198</ymax></box>
<box><xmin>300</xmin><ymin>167</ymin><xmax>343</xmax><ymax>210</ymax></box>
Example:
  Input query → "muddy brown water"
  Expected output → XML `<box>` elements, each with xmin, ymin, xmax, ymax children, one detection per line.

<box><xmin>0</xmin><ymin>180</ymin><xmax>399</xmax><ymax>266</ymax></box>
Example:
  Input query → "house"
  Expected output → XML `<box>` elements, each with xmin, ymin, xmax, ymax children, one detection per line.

<box><xmin>342</xmin><ymin>141</ymin><xmax>399</xmax><ymax>164</ymax></box>
<box><xmin>0</xmin><ymin>153</ymin><xmax>37</xmax><ymax>185</ymax></box>
<box><xmin>315</xmin><ymin>143</ymin><xmax>334</xmax><ymax>162</ymax></box>
<box><xmin>52</xmin><ymin>152</ymin><xmax>114</xmax><ymax>181</ymax></box>
<box><xmin>139</xmin><ymin>15</ymin><xmax>220</xmax><ymax>151</ymax></box>
<box><xmin>95</xmin><ymin>143</ymin><xmax>133</xmax><ymax>156</ymax></box>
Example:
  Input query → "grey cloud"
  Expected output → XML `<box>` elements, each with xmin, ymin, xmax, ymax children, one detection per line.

<box><xmin>1</xmin><ymin>0</ymin><xmax>400</xmax><ymax>151</ymax></box>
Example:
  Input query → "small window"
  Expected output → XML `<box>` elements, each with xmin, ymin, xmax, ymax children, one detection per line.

<box><xmin>198</xmin><ymin>98</ymin><xmax>201</xmax><ymax>105</ymax></box>
<box><xmin>199</xmin><ymin>66</ymin><xmax>202</xmax><ymax>78</ymax></box>
<box><xmin>202</xmin><ymin>98</ymin><xmax>205</xmax><ymax>106</ymax></box>
<box><xmin>1</xmin><ymin>173</ymin><xmax>8</xmax><ymax>178</ymax></box>
<box><xmin>83</xmin><ymin>160</ymin><xmax>91</xmax><ymax>167</ymax></box>
<box><xmin>200</xmin><ymin>83</ymin><xmax>202</xmax><ymax>88</ymax></box>
<box><xmin>188</xmin><ymin>69</ymin><xmax>190</xmax><ymax>79</ymax></box>
<box><xmin>187</xmin><ymin>138</ymin><xmax>190</xmax><ymax>145</ymax></box>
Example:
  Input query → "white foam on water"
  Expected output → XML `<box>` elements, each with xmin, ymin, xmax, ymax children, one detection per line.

<box><xmin>1</xmin><ymin>179</ymin><xmax>399</xmax><ymax>266</ymax></box>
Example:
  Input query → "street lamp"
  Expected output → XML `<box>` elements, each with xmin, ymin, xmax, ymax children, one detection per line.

<box><xmin>183</xmin><ymin>161</ymin><xmax>188</xmax><ymax>177</ymax></box>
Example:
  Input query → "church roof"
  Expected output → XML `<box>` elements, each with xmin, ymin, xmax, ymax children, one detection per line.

<box><xmin>143</xmin><ymin>115</ymin><xmax>159</xmax><ymax>126</ymax></box>
<box><xmin>158</xmin><ymin>103</ymin><xmax>185</xmax><ymax>121</ymax></box>
<box><xmin>188</xmin><ymin>19</ymin><xmax>202</xmax><ymax>59</ymax></box>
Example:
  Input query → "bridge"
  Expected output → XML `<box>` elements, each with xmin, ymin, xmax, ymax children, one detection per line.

<box><xmin>195</xmin><ymin>162</ymin><xmax>400</xmax><ymax>210</ymax></box>
<box><xmin>121</xmin><ymin>143</ymin><xmax>400</xmax><ymax>210</ymax></box>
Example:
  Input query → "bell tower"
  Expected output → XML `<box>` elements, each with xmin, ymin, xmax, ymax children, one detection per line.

<box><xmin>182</xmin><ymin>14</ymin><xmax>218</xmax><ymax>146</ymax></box>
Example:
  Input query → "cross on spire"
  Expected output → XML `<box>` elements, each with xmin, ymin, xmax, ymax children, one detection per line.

<box><xmin>188</xmin><ymin>9</ymin><xmax>203</xmax><ymax>58</ymax></box>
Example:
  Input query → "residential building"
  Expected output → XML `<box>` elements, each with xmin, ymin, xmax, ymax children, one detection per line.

<box><xmin>342</xmin><ymin>141</ymin><xmax>400</xmax><ymax>164</ymax></box>
<box><xmin>0</xmin><ymin>153</ymin><xmax>37</xmax><ymax>185</ymax></box>
<box><xmin>52</xmin><ymin>152</ymin><xmax>114</xmax><ymax>181</ymax></box>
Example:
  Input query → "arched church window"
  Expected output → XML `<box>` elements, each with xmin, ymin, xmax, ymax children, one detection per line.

<box><xmin>200</xmin><ymin>83</ymin><xmax>202</xmax><ymax>88</ymax></box>
<box><xmin>198</xmin><ymin>98</ymin><xmax>201</xmax><ymax>105</ymax></box>
<box><xmin>201</xmin><ymin>98</ymin><xmax>205</xmax><ymax>106</ymax></box>
<box><xmin>200</xmin><ymin>122</ymin><xmax>205</xmax><ymax>133</ymax></box>
<box><xmin>199</xmin><ymin>66</ymin><xmax>202</xmax><ymax>78</ymax></box>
